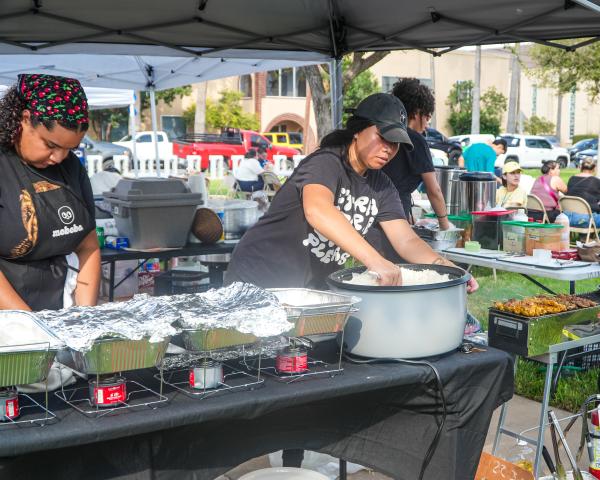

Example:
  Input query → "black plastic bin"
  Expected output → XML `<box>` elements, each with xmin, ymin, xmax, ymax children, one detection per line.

<box><xmin>153</xmin><ymin>270</ymin><xmax>212</xmax><ymax>296</ymax></box>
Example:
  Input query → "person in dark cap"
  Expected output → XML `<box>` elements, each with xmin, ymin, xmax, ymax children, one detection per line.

<box><xmin>256</xmin><ymin>146</ymin><xmax>269</xmax><ymax>168</ymax></box>
<box><xmin>225</xmin><ymin>93</ymin><xmax>478</xmax><ymax>291</ymax></box>
<box><xmin>0</xmin><ymin>74</ymin><xmax>99</xmax><ymax>311</ymax></box>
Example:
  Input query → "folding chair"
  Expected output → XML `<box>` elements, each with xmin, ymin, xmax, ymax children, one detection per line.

<box><xmin>558</xmin><ymin>195</ymin><xmax>600</xmax><ymax>244</ymax></box>
<box><xmin>232</xmin><ymin>180</ymin><xmax>253</xmax><ymax>200</ymax></box>
<box><xmin>260</xmin><ymin>172</ymin><xmax>282</xmax><ymax>200</ymax></box>
<box><xmin>526</xmin><ymin>194</ymin><xmax>550</xmax><ymax>224</ymax></box>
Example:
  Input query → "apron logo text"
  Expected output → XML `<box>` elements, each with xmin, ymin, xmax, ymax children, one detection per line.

<box><xmin>52</xmin><ymin>224</ymin><xmax>83</xmax><ymax>238</ymax></box>
<box><xmin>58</xmin><ymin>205</ymin><xmax>75</xmax><ymax>225</ymax></box>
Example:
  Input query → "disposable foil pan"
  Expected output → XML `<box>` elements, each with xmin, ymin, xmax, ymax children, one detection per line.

<box><xmin>268</xmin><ymin>288</ymin><xmax>361</xmax><ymax>337</ymax></box>
<box><xmin>0</xmin><ymin>311</ymin><xmax>62</xmax><ymax>387</ymax></box>
<box><xmin>180</xmin><ymin>328</ymin><xmax>258</xmax><ymax>352</ymax></box>
<box><xmin>57</xmin><ymin>337</ymin><xmax>170</xmax><ymax>375</ymax></box>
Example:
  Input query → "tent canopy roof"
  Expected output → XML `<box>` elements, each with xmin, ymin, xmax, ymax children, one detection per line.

<box><xmin>0</xmin><ymin>0</ymin><xmax>599</xmax><ymax>59</ymax></box>
<box><xmin>0</xmin><ymin>53</ymin><xmax>323</xmax><ymax>90</ymax></box>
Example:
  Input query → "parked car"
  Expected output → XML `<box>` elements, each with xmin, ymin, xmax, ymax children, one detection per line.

<box><xmin>261</xmin><ymin>131</ymin><xmax>303</xmax><ymax>151</ymax></box>
<box><xmin>173</xmin><ymin>128</ymin><xmax>300</xmax><ymax>170</ymax></box>
<box><xmin>542</xmin><ymin>135</ymin><xmax>561</xmax><ymax>147</ymax></box>
<box><xmin>77</xmin><ymin>135</ymin><xmax>132</xmax><ymax>164</ymax></box>
<box><xmin>569</xmin><ymin>138</ymin><xmax>598</xmax><ymax>165</ymax></box>
<box><xmin>429</xmin><ymin>148</ymin><xmax>449</xmax><ymax>166</ymax></box>
<box><xmin>423</xmin><ymin>128</ymin><xmax>462</xmax><ymax>165</ymax></box>
<box><xmin>448</xmin><ymin>133</ymin><xmax>495</xmax><ymax>149</ymax></box>
<box><xmin>114</xmin><ymin>131</ymin><xmax>172</xmax><ymax>162</ymax></box>
<box><xmin>574</xmin><ymin>148</ymin><xmax>598</xmax><ymax>165</ymax></box>
<box><xmin>498</xmin><ymin>134</ymin><xmax>569</xmax><ymax>169</ymax></box>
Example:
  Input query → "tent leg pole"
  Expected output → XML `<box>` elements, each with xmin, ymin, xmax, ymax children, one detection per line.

<box><xmin>330</xmin><ymin>58</ymin><xmax>343</xmax><ymax>130</ymax></box>
<box><xmin>129</xmin><ymin>101</ymin><xmax>138</xmax><ymax>177</ymax></box>
<box><xmin>149</xmin><ymin>89</ymin><xmax>161</xmax><ymax>177</ymax></box>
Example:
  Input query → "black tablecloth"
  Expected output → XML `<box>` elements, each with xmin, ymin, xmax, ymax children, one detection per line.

<box><xmin>0</xmin><ymin>343</ymin><xmax>514</xmax><ymax>480</ymax></box>
<box><xmin>100</xmin><ymin>242</ymin><xmax>236</xmax><ymax>263</ymax></box>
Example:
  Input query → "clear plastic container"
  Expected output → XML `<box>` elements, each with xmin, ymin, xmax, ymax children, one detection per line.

<box><xmin>424</xmin><ymin>213</ymin><xmax>472</xmax><ymax>247</ymax></box>
<box><xmin>501</xmin><ymin>221</ymin><xmax>530</xmax><ymax>254</ymax></box>
<box><xmin>524</xmin><ymin>223</ymin><xmax>564</xmax><ymax>255</ymax></box>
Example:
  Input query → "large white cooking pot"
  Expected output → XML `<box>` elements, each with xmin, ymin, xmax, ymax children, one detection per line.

<box><xmin>327</xmin><ymin>264</ymin><xmax>470</xmax><ymax>359</ymax></box>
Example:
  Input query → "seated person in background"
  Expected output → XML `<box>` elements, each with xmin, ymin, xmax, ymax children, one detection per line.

<box><xmin>564</xmin><ymin>159</ymin><xmax>600</xmax><ymax>227</ymax></box>
<box><xmin>234</xmin><ymin>149</ymin><xmax>264</xmax><ymax>192</ymax></box>
<box><xmin>257</xmin><ymin>146</ymin><xmax>270</xmax><ymax>168</ymax></box>
<box><xmin>496</xmin><ymin>161</ymin><xmax>527</xmax><ymax>208</ymax></box>
<box><xmin>458</xmin><ymin>139</ymin><xmax>507</xmax><ymax>181</ymax></box>
<box><xmin>529</xmin><ymin>160</ymin><xmax>568</xmax><ymax>222</ymax></box>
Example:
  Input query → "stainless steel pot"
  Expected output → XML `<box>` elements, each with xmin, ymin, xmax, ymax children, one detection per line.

<box><xmin>458</xmin><ymin>171</ymin><xmax>496</xmax><ymax>214</ymax></box>
<box><xmin>327</xmin><ymin>264</ymin><xmax>469</xmax><ymax>359</ymax></box>
<box><xmin>210</xmin><ymin>199</ymin><xmax>259</xmax><ymax>240</ymax></box>
<box><xmin>434</xmin><ymin>166</ymin><xmax>465</xmax><ymax>215</ymax></box>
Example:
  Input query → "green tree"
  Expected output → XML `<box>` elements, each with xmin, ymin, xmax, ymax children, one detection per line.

<box><xmin>301</xmin><ymin>51</ymin><xmax>391</xmax><ymax>141</ymax></box>
<box><xmin>140</xmin><ymin>86</ymin><xmax>192</xmax><ymax>111</ymax></box>
<box><xmin>524</xmin><ymin>115</ymin><xmax>556</xmax><ymax>135</ymax></box>
<box><xmin>204</xmin><ymin>90</ymin><xmax>260</xmax><ymax>131</ymax></box>
<box><xmin>341</xmin><ymin>57</ymin><xmax>380</xmax><ymax>125</ymax></box>
<box><xmin>446</xmin><ymin>81</ymin><xmax>507</xmax><ymax>136</ymax></box>
<box><xmin>88</xmin><ymin>108</ymin><xmax>129</xmax><ymax>141</ymax></box>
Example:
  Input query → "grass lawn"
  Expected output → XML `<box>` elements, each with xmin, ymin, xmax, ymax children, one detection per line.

<box><xmin>522</xmin><ymin>167</ymin><xmax>578</xmax><ymax>186</ymax></box>
<box><xmin>468</xmin><ymin>266</ymin><xmax>600</xmax><ymax>412</ymax></box>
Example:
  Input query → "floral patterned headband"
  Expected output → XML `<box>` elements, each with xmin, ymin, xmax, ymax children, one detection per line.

<box><xmin>18</xmin><ymin>74</ymin><xmax>88</xmax><ymax>125</ymax></box>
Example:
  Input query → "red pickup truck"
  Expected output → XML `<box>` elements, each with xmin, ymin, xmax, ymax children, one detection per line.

<box><xmin>172</xmin><ymin>128</ymin><xmax>300</xmax><ymax>170</ymax></box>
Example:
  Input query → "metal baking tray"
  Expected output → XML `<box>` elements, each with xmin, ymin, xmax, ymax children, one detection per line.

<box><xmin>0</xmin><ymin>311</ymin><xmax>62</xmax><ymax>387</ymax></box>
<box><xmin>57</xmin><ymin>337</ymin><xmax>170</xmax><ymax>375</ymax></box>
<box><xmin>180</xmin><ymin>328</ymin><xmax>257</xmax><ymax>352</ymax></box>
<box><xmin>269</xmin><ymin>288</ymin><xmax>361</xmax><ymax>337</ymax></box>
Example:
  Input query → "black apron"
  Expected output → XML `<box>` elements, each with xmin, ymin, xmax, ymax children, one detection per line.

<box><xmin>0</xmin><ymin>151</ymin><xmax>94</xmax><ymax>311</ymax></box>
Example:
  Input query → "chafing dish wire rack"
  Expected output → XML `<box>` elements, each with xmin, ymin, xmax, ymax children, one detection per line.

<box><xmin>0</xmin><ymin>340</ymin><xmax>59</xmax><ymax>427</ymax></box>
<box><xmin>239</xmin><ymin>336</ymin><xmax>345</xmax><ymax>384</ymax></box>
<box><xmin>154</xmin><ymin>355</ymin><xmax>264</xmax><ymax>399</ymax></box>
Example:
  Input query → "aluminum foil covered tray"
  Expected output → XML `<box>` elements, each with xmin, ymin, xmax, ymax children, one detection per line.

<box><xmin>0</xmin><ymin>311</ymin><xmax>63</xmax><ymax>387</ymax></box>
<box><xmin>268</xmin><ymin>289</ymin><xmax>361</xmax><ymax>336</ymax></box>
<box><xmin>168</xmin><ymin>283</ymin><xmax>292</xmax><ymax>352</ymax></box>
<box><xmin>38</xmin><ymin>298</ymin><xmax>178</xmax><ymax>375</ymax></box>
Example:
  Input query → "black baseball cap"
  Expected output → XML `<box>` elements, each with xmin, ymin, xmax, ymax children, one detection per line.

<box><xmin>352</xmin><ymin>93</ymin><xmax>413</xmax><ymax>150</ymax></box>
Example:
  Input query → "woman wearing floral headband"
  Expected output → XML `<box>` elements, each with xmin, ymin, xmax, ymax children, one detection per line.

<box><xmin>0</xmin><ymin>74</ymin><xmax>99</xmax><ymax>311</ymax></box>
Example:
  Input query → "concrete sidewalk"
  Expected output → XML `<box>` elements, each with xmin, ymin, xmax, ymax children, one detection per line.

<box><xmin>220</xmin><ymin>395</ymin><xmax>588</xmax><ymax>479</ymax></box>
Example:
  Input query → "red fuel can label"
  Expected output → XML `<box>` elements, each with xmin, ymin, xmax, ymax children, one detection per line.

<box><xmin>3</xmin><ymin>396</ymin><xmax>19</xmax><ymax>420</ymax></box>
<box><xmin>94</xmin><ymin>383</ymin><xmax>126</xmax><ymax>406</ymax></box>
<box><xmin>276</xmin><ymin>352</ymin><xmax>308</xmax><ymax>373</ymax></box>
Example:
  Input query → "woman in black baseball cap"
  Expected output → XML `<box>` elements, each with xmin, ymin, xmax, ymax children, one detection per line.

<box><xmin>225</xmin><ymin>93</ymin><xmax>478</xmax><ymax>291</ymax></box>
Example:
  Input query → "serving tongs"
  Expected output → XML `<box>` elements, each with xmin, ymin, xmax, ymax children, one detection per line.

<box><xmin>549</xmin><ymin>410</ymin><xmax>584</xmax><ymax>480</ymax></box>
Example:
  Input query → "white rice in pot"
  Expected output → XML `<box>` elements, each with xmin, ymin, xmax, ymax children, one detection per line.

<box><xmin>344</xmin><ymin>267</ymin><xmax>451</xmax><ymax>286</ymax></box>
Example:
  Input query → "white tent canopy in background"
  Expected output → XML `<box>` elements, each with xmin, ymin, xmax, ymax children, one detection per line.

<box><xmin>0</xmin><ymin>53</ymin><xmax>323</xmax><ymax>175</ymax></box>
<box><xmin>0</xmin><ymin>54</ymin><xmax>325</xmax><ymax>91</ymax></box>
<box><xmin>0</xmin><ymin>84</ymin><xmax>134</xmax><ymax>109</ymax></box>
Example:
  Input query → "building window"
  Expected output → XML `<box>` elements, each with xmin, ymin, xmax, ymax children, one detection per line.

<box><xmin>265</xmin><ymin>67</ymin><xmax>307</xmax><ymax>97</ymax></box>
<box><xmin>240</xmin><ymin>74</ymin><xmax>252</xmax><ymax>97</ymax></box>
<box><xmin>267</xmin><ymin>71</ymin><xmax>280</xmax><ymax>96</ymax></box>
<box><xmin>382</xmin><ymin>76</ymin><xmax>433</xmax><ymax>93</ymax></box>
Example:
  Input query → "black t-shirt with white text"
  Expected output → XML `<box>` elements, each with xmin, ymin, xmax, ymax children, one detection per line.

<box><xmin>382</xmin><ymin>128</ymin><xmax>434</xmax><ymax>217</ymax></box>
<box><xmin>225</xmin><ymin>147</ymin><xmax>405</xmax><ymax>289</ymax></box>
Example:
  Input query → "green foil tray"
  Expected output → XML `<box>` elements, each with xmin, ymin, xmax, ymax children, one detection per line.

<box><xmin>63</xmin><ymin>337</ymin><xmax>170</xmax><ymax>375</ymax></box>
<box><xmin>0</xmin><ymin>347</ymin><xmax>56</xmax><ymax>387</ymax></box>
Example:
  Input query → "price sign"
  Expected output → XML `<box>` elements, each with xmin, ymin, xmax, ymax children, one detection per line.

<box><xmin>475</xmin><ymin>452</ymin><xmax>534</xmax><ymax>480</ymax></box>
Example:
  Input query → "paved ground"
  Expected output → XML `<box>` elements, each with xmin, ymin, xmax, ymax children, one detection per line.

<box><xmin>217</xmin><ymin>395</ymin><xmax>587</xmax><ymax>479</ymax></box>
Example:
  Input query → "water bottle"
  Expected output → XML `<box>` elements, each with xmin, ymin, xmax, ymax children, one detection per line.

<box><xmin>554</xmin><ymin>212</ymin><xmax>571</xmax><ymax>251</ymax></box>
<box><xmin>513</xmin><ymin>209</ymin><xmax>528</xmax><ymax>223</ymax></box>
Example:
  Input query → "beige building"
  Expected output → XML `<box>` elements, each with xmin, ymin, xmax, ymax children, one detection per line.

<box><xmin>149</xmin><ymin>47</ymin><xmax>600</xmax><ymax>150</ymax></box>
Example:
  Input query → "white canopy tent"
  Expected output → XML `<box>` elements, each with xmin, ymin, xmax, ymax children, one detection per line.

<box><xmin>0</xmin><ymin>53</ymin><xmax>326</xmax><ymax>174</ymax></box>
<box><xmin>0</xmin><ymin>84</ymin><xmax>134</xmax><ymax>109</ymax></box>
